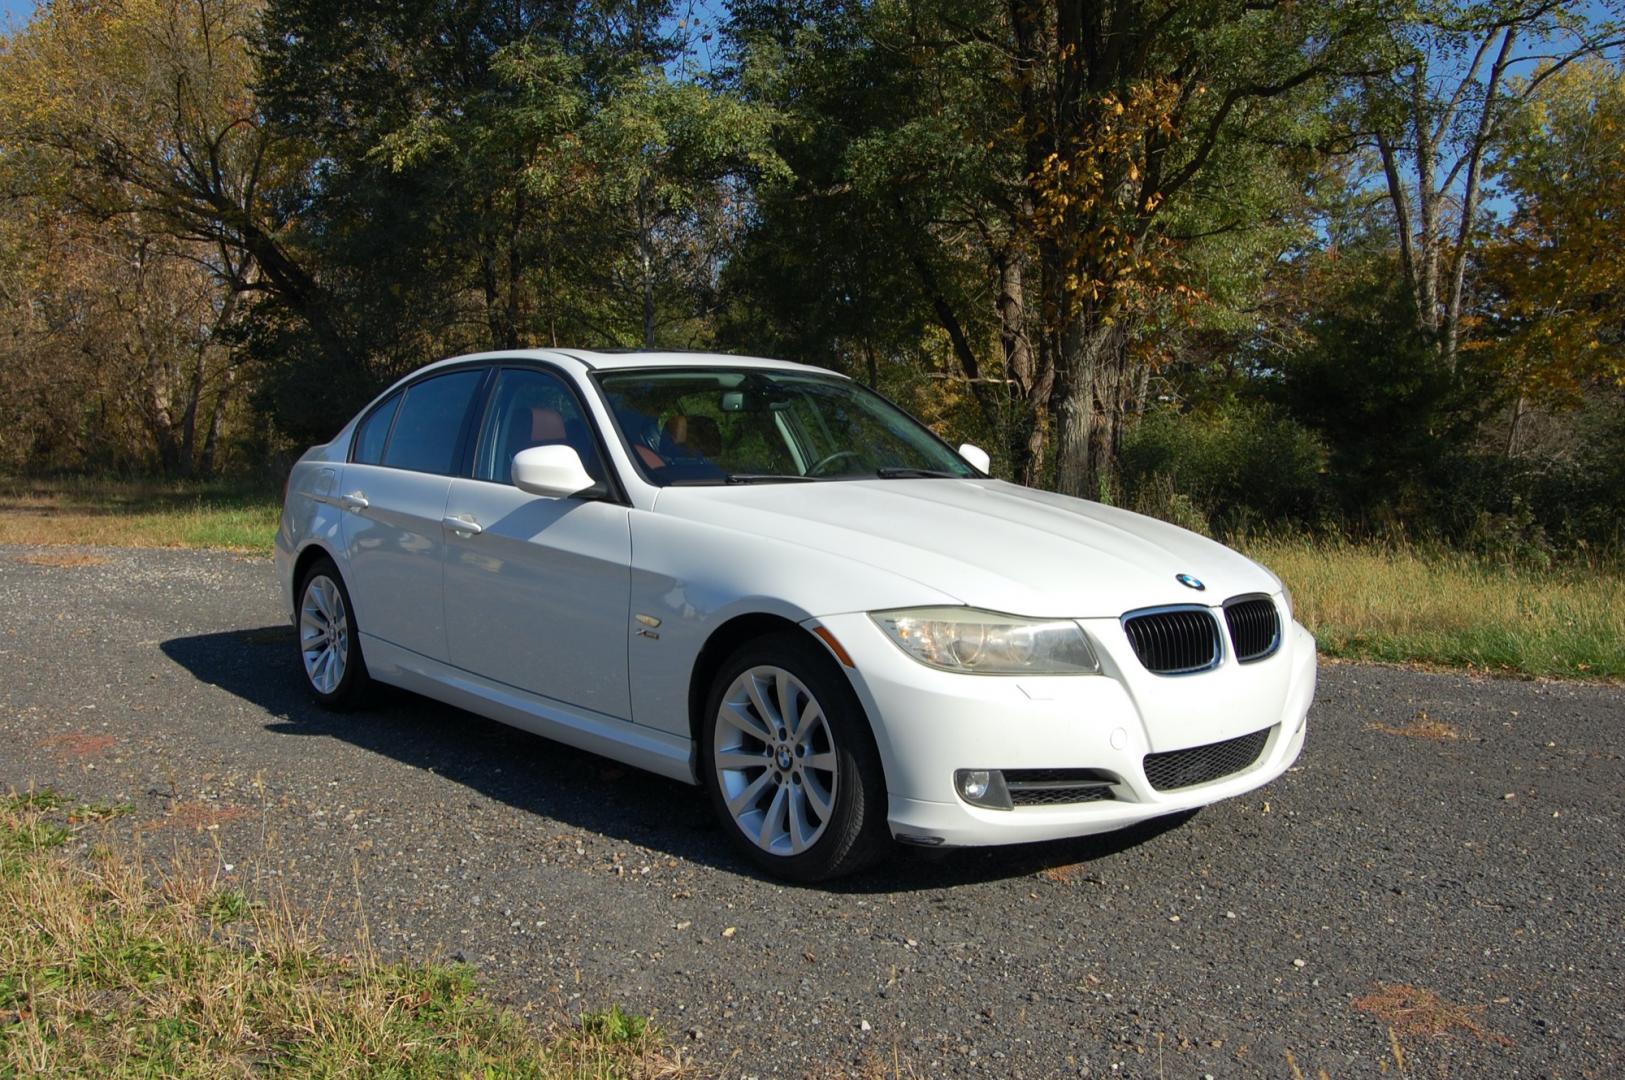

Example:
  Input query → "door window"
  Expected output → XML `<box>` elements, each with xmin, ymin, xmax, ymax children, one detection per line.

<box><xmin>380</xmin><ymin>369</ymin><xmax>485</xmax><ymax>475</ymax></box>
<box><xmin>473</xmin><ymin>368</ymin><xmax>605</xmax><ymax>485</ymax></box>
<box><xmin>352</xmin><ymin>391</ymin><xmax>401</xmax><ymax>465</ymax></box>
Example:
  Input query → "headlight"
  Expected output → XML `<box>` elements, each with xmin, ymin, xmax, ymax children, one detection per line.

<box><xmin>869</xmin><ymin>607</ymin><xmax>1100</xmax><ymax>675</ymax></box>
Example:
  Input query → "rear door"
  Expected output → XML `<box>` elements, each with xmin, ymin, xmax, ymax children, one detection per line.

<box><xmin>441</xmin><ymin>366</ymin><xmax>634</xmax><ymax>719</ymax></box>
<box><xmin>339</xmin><ymin>366</ymin><xmax>488</xmax><ymax>662</ymax></box>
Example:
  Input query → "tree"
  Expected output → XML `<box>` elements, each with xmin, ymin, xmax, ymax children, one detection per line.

<box><xmin>1359</xmin><ymin>0</ymin><xmax>1623</xmax><ymax>369</ymax></box>
<box><xmin>251</xmin><ymin>0</ymin><xmax>778</xmax><ymax>438</ymax></box>
<box><xmin>729</xmin><ymin>0</ymin><xmax>1383</xmax><ymax>495</ymax></box>
<box><xmin>0</xmin><ymin>0</ymin><xmax>281</xmax><ymax>474</ymax></box>
<box><xmin>1480</xmin><ymin>57</ymin><xmax>1625</xmax><ymax>442</ymax></box>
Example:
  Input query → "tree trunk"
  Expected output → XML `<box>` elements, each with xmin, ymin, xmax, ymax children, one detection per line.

<box><xmin>639</xmin><ymin>174</ymin><xmax>656</xmax><ymax>348</ymax></box>
<box><xmin>995</xmin><ymin>246</ymin><xmax>1046</xmax><ymax>484</ymax></box>
<box><xmin>200</xmin><ymin>362</ymin><xmax>233</xmax><ymax>478</ymax></box>
<box><xmin>1051</xmin><ymin>315</ymin><xmax>1128</xmax><ymax>500</ymax></box>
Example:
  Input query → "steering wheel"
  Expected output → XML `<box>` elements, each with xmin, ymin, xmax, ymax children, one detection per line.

<box><xmin>806</xmin><ymin>450</ymin><xmax>865</xmax><ymax>477</ymax></box>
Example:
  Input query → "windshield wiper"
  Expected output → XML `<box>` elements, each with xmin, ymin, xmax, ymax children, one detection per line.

<box><xmin>725</xmin><ymin>473</ymin><xmax>819</xmax><ymax>485</ymax></box>
<box><xmin>874</xmin><ymin>467</ymin><xmax>961</xmax><ymax>479</ymax></box>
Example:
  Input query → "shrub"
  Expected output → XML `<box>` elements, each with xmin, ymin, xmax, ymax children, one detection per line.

<box><xmin>1121</xmin><ymin>401</ymin><xmax>1328</xmax><ymax>534</ymax></box>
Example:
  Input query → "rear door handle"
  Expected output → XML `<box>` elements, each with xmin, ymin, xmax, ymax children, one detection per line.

<box><xmin>442</xmin><ymin>515</ymin><xmax>483</xmax><ymax>536</ymax></box>
<box><xmin>339</xmin><ymin>493</ymin><xmax>369</xmax><ymax>510</ymax></box>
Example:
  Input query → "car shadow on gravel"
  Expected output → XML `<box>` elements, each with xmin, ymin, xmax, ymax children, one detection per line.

<box><xmin>162</xmin><ymin>627</ymin><xmax>1196</xmax><ymax>892</ymax></box>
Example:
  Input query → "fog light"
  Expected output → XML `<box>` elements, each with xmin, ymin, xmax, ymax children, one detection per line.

<box><xmin>954</xmin><ymin>768</ymin><xmax>1013</xmax><ymax>810</ymax></box>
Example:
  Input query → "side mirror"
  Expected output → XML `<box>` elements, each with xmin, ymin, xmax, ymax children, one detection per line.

<box><xmin>958</xmin><ymin>443</ymin><xmax>992</xmax><ymax>475</ymax></box>
<box><xmin>512</xmin><ymin>445</ymin><xmax>599</xmax><ymax>498</ymax></box>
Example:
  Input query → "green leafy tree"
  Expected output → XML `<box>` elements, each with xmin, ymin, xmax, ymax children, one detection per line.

<box><xmin>1359</xmin><ymin>0</ymin><xmax>1623</xmax><ymax>369</ymax></box>
<box><xmin>728</xmin><ymin>0</ymin><xmax>1385</xmax><ymax>495</ymax></box>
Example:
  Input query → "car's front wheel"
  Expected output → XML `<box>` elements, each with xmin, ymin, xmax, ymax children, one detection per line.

<box><xmin>701</xmin><ymin>632</ymin><xmax>888</xmax><ymax>882</ymax></box>
<box><xmin>296</xmin><ymin>557</ymin><xmax>371</xmax><ymax>709</ymax></box>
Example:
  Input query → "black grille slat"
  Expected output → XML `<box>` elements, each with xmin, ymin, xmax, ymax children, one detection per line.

<box><xmin>1224</xmin><ymin>597</ymin><xmax>1281</xmax><ymax>663</ymax></box>
<box><xmin>1003</xmin><ymin>768</ymin><xmax>1119</xmax><ymax>807</ymax></box>
<box><xmin>1143</xmin><ymin>727</ymin><xmax>1272</xmax><ymax>791</ymax></box>
<box><xmin>1122</xmin><ymin>607</ymin><xmax>1221</xmax><ymax>674</ymax></box>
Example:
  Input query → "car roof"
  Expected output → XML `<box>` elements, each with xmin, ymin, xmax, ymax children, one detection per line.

<box><xmin>412</xmin><ymin>348</ymin><xmax>842</xmax><ymax>378</ymax></box>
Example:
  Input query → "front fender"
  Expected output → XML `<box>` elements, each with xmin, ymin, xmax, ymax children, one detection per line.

<box><xmin>625</xmin><ymin>509</ymin><xmax>957</xmax><ymax>739</ymax></box>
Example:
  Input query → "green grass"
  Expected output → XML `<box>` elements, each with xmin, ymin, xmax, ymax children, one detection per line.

<box><xmin>1245</xmin><ymin>535</ymin><xmax>1625</xmax><ymax>680</ymax></box>
<box><xmin>0</xmin><ymin>788</ymin><xmax>680</xmax><ymax>1079</ymax></box>
<box><xmin>0</xmin><ymin>477</ymin><xmax>280</xmax><ymax>554</ymax></box>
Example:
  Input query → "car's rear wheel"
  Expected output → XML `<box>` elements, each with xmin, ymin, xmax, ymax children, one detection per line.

<box><xmin>701</xmin><ymin>632</ymin><xmax>888</xmax><ymax>882</ymax></box>
<box><xmin>297</xmin><ymin>557</ymin><xmax>371</xmax><ymax>709</ymax></box>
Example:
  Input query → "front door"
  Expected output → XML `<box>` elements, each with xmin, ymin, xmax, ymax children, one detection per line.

<box><xmin>441</xmin><ymin>367</ymin><xmax>633</xmax><ymax>719</ymax></box>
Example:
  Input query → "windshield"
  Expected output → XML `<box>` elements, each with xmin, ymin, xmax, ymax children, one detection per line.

<box><xmin>594</xmin><ymin>368</ymin><xmax>980</xmax><ymax>486</ymax></box>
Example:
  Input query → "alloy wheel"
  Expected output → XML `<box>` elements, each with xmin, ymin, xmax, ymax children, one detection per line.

<box><xmin>713</xmin><ymin>665</ymin><xmax>839</xmax><ymax>856</ymax></box>
<box><xmin>299</xmin><ymin>574</ymin><xmax>350</xmax><ymax>695</ymax></box>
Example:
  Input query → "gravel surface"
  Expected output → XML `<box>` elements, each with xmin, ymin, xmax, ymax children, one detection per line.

<box><xmin>3</xmin><ymin>544</ymin><xmax>1622</xmax><ymax>1078</ymax></box>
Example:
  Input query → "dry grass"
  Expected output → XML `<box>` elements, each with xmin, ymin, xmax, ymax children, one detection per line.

<box><xmin>0</xmin><ymin>477</ymin><xmax>279</xmax><ymax>554</ymax></box>
<box><xmin>1367</xmin><ymin>709</ymin><xmax>1462</xmax><ymax>741</ymax></box>
<box><xmin>1245</xmin><ymin>536</ymin><xmax>1625</xmax><ymax>681</ymax></box>
<box><xmin>1351</xmin><ymin>982</ymin><xmax>1512</xmax><ymax>1046</ymax></box>
<box><xmin>0</xmin><ymin>788</ymin><xmax>683</xmax><ymax>1079</ymax></box>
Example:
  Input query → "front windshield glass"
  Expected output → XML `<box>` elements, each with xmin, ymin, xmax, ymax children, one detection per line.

<box><xmin>594</xmin><ymin>368</ymin><xmax>980</xmax><ymax>486</ymax></box>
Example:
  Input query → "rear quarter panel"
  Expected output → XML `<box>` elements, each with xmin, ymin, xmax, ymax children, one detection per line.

<box><xmin>275</xmin><ymin>440</ymin><xmax>351</xmax><ymax>623</ymax></box>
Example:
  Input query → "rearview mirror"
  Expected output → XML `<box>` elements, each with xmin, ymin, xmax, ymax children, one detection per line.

<box><xmin>958</xmin><ymin>443</ymin><xmax>991</xmax><ymax>474</ymax></box>
<box><xmin>512</xmin><ymin>445</ymin><xmax>599</xmax><ymax>498</ymax></box>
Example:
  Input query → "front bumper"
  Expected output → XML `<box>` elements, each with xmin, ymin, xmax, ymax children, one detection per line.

<box><xmin>811</xmin><ymin>610</ymin><xmax>1315</xmax><ymax>848</ymax></box>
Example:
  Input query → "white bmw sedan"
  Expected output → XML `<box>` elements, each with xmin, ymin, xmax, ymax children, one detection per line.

<box><xmin>276</xmin><ymin>350</ymin><xmax>1314</xmax><ymax>881</ymax></box>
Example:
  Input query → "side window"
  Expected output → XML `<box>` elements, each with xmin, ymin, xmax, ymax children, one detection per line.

<box><xmin>474</xmin><ymin>368</ymin><xmax>604</xmax><ymax>485</ymax></box>
<box><xmin>352</xmin><ymin>392</ymin><xmax>401</xmax><ymax>465</ymax></box>
<box><xmin>381</xmin><ymin>369</ymin><xmax>485</xmax><ymax>475</ymax></box>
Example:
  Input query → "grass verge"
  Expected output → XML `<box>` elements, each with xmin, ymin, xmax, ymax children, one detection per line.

<box><xmin>0</xmin><ymin>477</ymin><xmax>280</xmax><ymax>554</ymax></box>
<box><xmin>1246</xmin><ymin>535</ymin><xmax>1625</xmax><ymax>681</ymax></box>
<box><xmin>0</xmin><ymin>788</ymin><xmax>680</xmax><ymax>1079</ymax></box>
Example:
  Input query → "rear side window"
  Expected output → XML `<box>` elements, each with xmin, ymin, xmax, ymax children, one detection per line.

<box><xmin>352</xmin><ymin>392</ymin><xmax>400</xmax><ymax>465</ymax></box>
<box><xmin>381</xmin><ymin>370</ymin><xmax>484</xmax><ymax>475</ymax></box>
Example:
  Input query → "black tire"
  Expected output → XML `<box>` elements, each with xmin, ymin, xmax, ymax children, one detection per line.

<box><xmin>700</xmin><ymin>630</ymin><xmax>889</xmax><ymax>882</ymax></box>
<box><xmin>295</xmin><ymin>557</ymin><xmax>372</xmax><ymax>709</ymax></box>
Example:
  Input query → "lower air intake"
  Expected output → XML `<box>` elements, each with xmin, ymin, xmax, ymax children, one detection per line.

<box><xmin>1003</xmin><ymin>768</ymin><xmax>1118</xmax><ymax>807</ymax></box>
<box><xmin>1142</xmin><ymin>727</ymin><xmax>1273</xmax><ymax>791</ymax></box>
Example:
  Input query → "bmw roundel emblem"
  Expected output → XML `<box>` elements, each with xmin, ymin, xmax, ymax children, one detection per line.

<box><xmin>1176</xmin><ymin>573</ymin><xmax>1206</xmax><ymax>591</ymax></box>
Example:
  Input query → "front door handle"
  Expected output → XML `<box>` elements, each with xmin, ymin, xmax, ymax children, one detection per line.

<box><xmin>442</xmin><ymin>515</ymin><xmax>483</xmax><ymax>536</ymax></box>
<box><xmin>339</xmin><ymin>493</ymin><xmax>369</xmax><ymax>510</ymax></box>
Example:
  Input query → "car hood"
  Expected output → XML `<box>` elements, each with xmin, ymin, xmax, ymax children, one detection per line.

<box><xmin>650</xmin><ymin>478</ymin><xmax>1282</xmax><ymax>618</ymax></box>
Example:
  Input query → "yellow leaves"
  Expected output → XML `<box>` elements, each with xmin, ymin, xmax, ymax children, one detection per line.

<box><xmin>1022</xmin><ymin>79</ymin><xmax>1188</xmax><ymax>317</ymax></box>
<box><xmin>1483</xmin><ymin>58</ymin><xmax>1625</xmax><ymax>402</ymax></box>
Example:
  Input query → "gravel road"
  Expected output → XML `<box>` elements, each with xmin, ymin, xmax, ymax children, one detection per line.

<box><xmin>2</xmin><ymin>544</ymin><xmax>1621</xmax><ymax>1078</ymax></box>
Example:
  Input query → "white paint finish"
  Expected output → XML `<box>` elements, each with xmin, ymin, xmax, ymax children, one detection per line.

<box><xmin>624</xmin><ymin>507</ymin><xmax>961</xmax><ymax>737</ymax></box>
<box><xmin>279</xmin><ymin>349</ymin><xmax>1319</xmax><ymax>851</ymax></box>
<box><xmin>337</xmin><ymin>463</ymin><xmax>454</xmax><ymax>660</ymax></box>
<box><xmin>512</xmin><ymin>444</ymin><xmax>598</xmax><ymax>498</ymax></box>
<box><xmin>442</xmin><ymin>479</ymin><xmax>634</xmax><ymax>719</ymax></box>
<box><xmin>649</xmin><ymin>479</ymin><xmax>1275</xmax><ymax>618</ymax></box>
<box><xmin>815</xmin><ymin>612</ymin><xmax>1314</xmax><ymax>813</ymax></box>
<box><xmin>362</xmin><ymin>636</ymin><xmax>693</xmax><ymax>783</ymax></box>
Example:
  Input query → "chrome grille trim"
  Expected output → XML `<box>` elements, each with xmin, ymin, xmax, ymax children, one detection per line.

<box><xmin>1223</xmin><ymin>594</ymin><xmax>1281</xmax><ymax>664</ymax></box>
<box><xmin>1120</xmin><ymin>605</ymin><xmax>1223</xmax><ymax>675</ymax></box>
